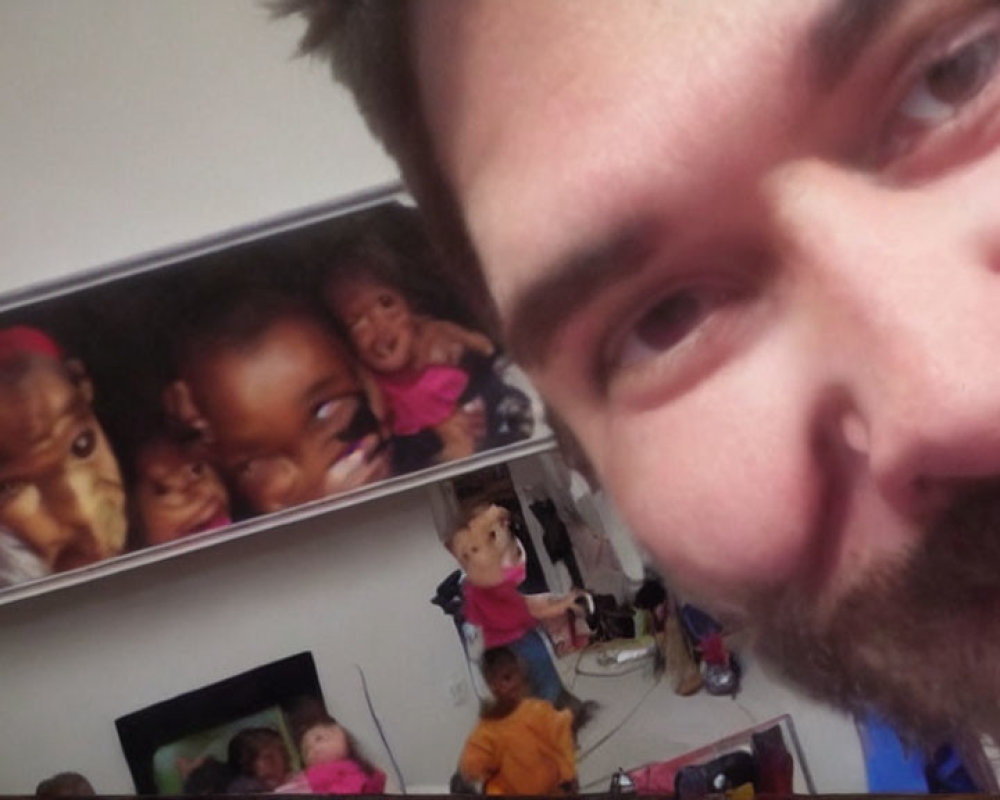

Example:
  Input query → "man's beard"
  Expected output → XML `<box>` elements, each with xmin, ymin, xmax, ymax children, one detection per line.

<box><xmin>751</xmin><ymin>480</ymin><xmax>1000</xmax><ymax>745</ymax></box>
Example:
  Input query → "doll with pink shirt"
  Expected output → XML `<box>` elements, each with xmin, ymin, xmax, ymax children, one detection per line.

<box><xmin>319</xmin><ymin>207</ymin><xmax>533</xmax><ymax>475</ymax></box>
<box><xmin>288</xmin><ymin>706</ymin><xmax>386</xmax><ymax>795</ymax></box>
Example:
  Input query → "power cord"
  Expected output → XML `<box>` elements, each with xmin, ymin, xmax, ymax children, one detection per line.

<box><xmin>577</xmin><ymin>668</ymin><xmax>665</xmax><ymax>766</ymax></box>
<box><xmin>355</xmin><ymin>663</ymin><xmax>407</xmax><ymax>794</ymax></box>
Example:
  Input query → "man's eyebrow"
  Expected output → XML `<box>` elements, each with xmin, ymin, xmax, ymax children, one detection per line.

<box><xmin>503</xmin><ymin>229</ymin><xmax>652</xmax><ymax>370</ymax></box>
<box><xmin>808</xmin><ymin>0</ymin><xmax>906</xmax><ymax>90</ymax></box>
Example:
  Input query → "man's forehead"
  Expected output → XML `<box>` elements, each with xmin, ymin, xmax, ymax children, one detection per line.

<box><xmin>411</xmin><ymin>0</ymin><xmax>884</xmax><ymax>323</ymax></box>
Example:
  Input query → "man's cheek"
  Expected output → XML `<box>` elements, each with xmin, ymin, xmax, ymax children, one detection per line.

<box><xmin>600</xmin><ymin>402</ymin><xmax>818</xmax><ymax>605</ymax></box>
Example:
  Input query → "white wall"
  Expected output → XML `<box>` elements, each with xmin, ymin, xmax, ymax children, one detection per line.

<box><xmin>0</xmin><ymin>0</ymin><xmax>398</xmax><ymax>295</ymax></box>
<box><xmin>0</xmin><ymin>1</ymin><xmax>868</xmax><ymax>794</ymax></box>
<box><xmin>0</xmin><ymin>487</ymin><xmax>479</xmax><ymax>791</ymax></box>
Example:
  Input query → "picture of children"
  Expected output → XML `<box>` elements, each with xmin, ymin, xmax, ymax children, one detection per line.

<box><xmin>294</xmin><ymin>714</ymin><xmax>386</xmax><ymax>794</ymax></box>
<box><xmin>0</xmin><ymin>326</ymin><xmax>127</xmax><ymax>583</ymax></box>
<box><xmin>132</xmin><ymin>433</ymin><xmax>231</xmax><ymax>547</ymax></box>
<box><xmin>225</xmin><ymin>727</ymin><xmax>292</xmax><ymax>793</ymax></box>
<box><xmin>458</xmin><ymin>646</ymin><xmax>577</xmax><ymax>796</ymax></box>
<box><xmin>320</xmin><ymin>205</ymin><xmax>533</xmax><ymax>474</ymax></box>
<box><xmin>0</xmin><ymin>199</ymin><xmax>547</xmax><ymax>592</ymax></box>
<box><xmin>163</xmin><ymin>292</ymin><xmax>392</xmax><ymax>514</ymax></box>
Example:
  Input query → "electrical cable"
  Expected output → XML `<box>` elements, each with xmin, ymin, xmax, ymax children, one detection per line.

<box><xmin>576</xmin><ymin>669</ymin><xmax>664</xmax><ymax>765</ymax></box>
<box><xmin>355</xmin><ymin>663</ymin><xmax>407</xmax><ymax>794</ymax></box>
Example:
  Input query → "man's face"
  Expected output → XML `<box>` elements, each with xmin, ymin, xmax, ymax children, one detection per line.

<box><xmin>0</xmin><ymin>358</ymin><xmax>127</xmax><ymax>572</ymax></box>
<box><xmin>325</xmin><ymin>276</ymin><xmax>420</xmax><ymax>374</ymax></box>
<box><xmin>135</xmin><ymin>439</ymin><xmax>230</xmax><ymax>546</ymax></box>
<box><xmin>185</xmin><ymin>316</ymin><xmax>392</xmax><ymax>513</ymax></box>
<box><xmin>414</xmin><ymin>1</ymin><xmax>1000</xmax><ymax>736</ymax></box>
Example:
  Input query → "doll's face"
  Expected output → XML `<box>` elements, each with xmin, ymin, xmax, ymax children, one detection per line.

<box><xmin>325</xmin><ymin>277</ymin><xmax>419</xmax><ymax>374</ymax></box>
<box><xmin>0</xmin><ymin>357</ymin><xmax>127</xmax><ymax>571</ymax></box>
<box><xmin>135</xmin><ymin>438</ymin><xmax>230</xmax><ymax>546</ymax></box>
<box><xmin>449</xmin><ymin>504</ymin><xmax>523</xmax><ymax>588</ymax></box>
<box><xmin>300</xmin><ymin>722</ymin><xmax>349</xmax><ymax>768</ymax></box>
<box><xmin>486</xmin><ymin>660</ymin><xmax>526</xmax><ymax>706</ymax></box>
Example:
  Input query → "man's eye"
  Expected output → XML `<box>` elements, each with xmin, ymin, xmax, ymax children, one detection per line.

<box><xmin>878</xmin><ymin>14</ymin><xmax>1000</xmax><ymax>166</ymax></box>
<box><xmin>901</xmin><ymin>31</ymin><xmax>998</xmax><ymax>124</ymax></box>
<box><xmin>70</xmin><ymin>429</ymin><xmax>97</xmax><ymax>459</ymax></box>
<box><xmin>615</xmin><ymin>290</ymin><xmax>706</xmax><ymax>370</ymax></box>
<box><xmin>378</xmin><ymin>293</ymin><xmax>397</xmax><ymax>308</ymax></box>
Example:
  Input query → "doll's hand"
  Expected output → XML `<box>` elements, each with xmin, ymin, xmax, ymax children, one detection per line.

<box><xmin>323</xmin><ymin>433</ymin><xmax>392</xmax><ymax>495</ymax></box>
<box><xmin>416</xmin><ymin>319</ymin><xmax>495</xmax><ymax>368</ymax></box>
<box><xmin>436</xmin><ymin>399</ymin><xmax>487</xmax><ymax>462</ymax></box>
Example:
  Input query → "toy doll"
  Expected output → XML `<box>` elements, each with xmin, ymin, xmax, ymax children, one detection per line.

<box><xmin>458</xmin><ymin>646</ymin><xmax>577</xmax><ymax>795</ymax></box>
<box><xmin>321</xmin><ymin>224</ymin><xmax>533</xmax><ymax>473</ymax></box>
<box><xmin>446</xmin><ymin>503</ymin><xmax>595</xmax><ymax>728</ymax></box>
<box><xmin>295</xmin><ymin>715</ymin><xmax>386</xmax><ymax>794</ymax></box>
<box><xmin>0</xmin><ymin>325</ymin><xmax>127</xmax><ymax>577</ymax></box>
<box><xmin>132</xmin><ymin>433</ymin><xmax>231</xmax><ymax>546</ymax></box>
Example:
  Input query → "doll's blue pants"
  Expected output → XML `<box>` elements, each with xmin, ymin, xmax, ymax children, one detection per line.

<box><xmin>509</xmin><ymin>628</ymin><xmax>563</xmax><ymax>704</ymax></box>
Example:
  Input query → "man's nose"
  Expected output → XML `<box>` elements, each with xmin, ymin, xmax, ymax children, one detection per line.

<box><xmin>765</xmin><ymin>158</ymin><xmax>1000</xmax><ymax>514</ymax></box>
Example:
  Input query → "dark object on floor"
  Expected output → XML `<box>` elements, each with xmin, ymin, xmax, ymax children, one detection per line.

<box><xmin>609</xmin><ymin>767</ymin><xmax>637</xmax><ymax>795</ymax></box>
<box><xmin>589</xmin><ymin>594</ymin><xmax>637</xmax><ymax>642</ymax></box>
<box><xmin>556</xmin><ymin>691</ymin><xmax>600</xmax><ymax>735</ymax></box>
<box><xmin>751</xmin><ymin>724</ymin><xmax>794</xmax><ymax>795</ymax></box>
<box><xmin>680</xmin><ymin>603</ymin><xmax>741</xmax><ymax>696</ymax></box>
<box><xmin>925</xmin><ymin>743</ymin><xmax>980</xmax><ymax>793</ymax></box>
<box><xmin>449</xmin><ymin>771</ymin><xmax>479</xmax><ymax>794</ymax></box>
<box><xmin>674</xmin><ymin>750</ymin><xmax>757</xmax><ymax>800</ymax></box>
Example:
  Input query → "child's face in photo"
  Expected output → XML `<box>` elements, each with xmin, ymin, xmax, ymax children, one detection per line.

<box><xmin>325</xmin><ymin>276</ymin><xmax>419</xmax><ymax>374</ymax></box>
<box><xmin>0</xmin><ymin>358</ymin><xmax>127</xmax><ymax>571</ymax></box>
<box><xmin>300</xmin><ymin>722</ymin><xmax>349</xmax><ymax>767</ymax></box>
<box><xmin>183</xmin><ymin>316</ymin><xmax>391</xmax><ymax>513</ymax></box>
<box><xmin>253</xmin><ymin>741</ymin><xmax>290</xmax><ymax>790</ymax></box>
<box><xmin>135</xmin><ymin>438</ymin><xmax>230</xmax><ymax>545</ymax></box>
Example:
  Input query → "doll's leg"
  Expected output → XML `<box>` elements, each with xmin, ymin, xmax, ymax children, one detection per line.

<box><xmin>509</xmin><ymin>629</ymin><xmax>563</xmax><ymax>703</ymax></box>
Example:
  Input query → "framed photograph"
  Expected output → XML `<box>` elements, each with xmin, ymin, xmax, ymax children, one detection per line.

<box><xmin>115</xmin><ymin>652</ymin><xmax>323</xmax><ymax>794</ymax></box>
<box><xmin>0</xmin><ymin>187</ymin><xmax>553</xmax><ymax>603</ymax></box>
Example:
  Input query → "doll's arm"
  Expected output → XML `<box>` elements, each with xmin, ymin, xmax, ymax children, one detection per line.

<box><xmin>459</xmin><ymin>727</ymin><xmax>499</xmax><ymax>787</ymax></box>
<box><xmin>416</xmin><ymin>318</ymin><xmax>496</xmax><ymax>368</ymax></box>
<box><xmin>524</xmin><ymin>590</ymin><xmax>587</xmax><ymax>620</ymax></box>
<box><xmin>434</xmin><ymin>399</ymin><xmax>487</xmax><ymax>462</ymax></box>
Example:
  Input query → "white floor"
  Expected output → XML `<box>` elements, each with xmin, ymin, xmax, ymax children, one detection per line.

<box><xmin>558</xmin><ymin>643</ymin><xmax>868</xmax><ymax>794</ymax></box>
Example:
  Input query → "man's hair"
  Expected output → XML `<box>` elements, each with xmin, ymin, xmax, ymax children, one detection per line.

<box><xmin>272</xmin><ymin>1</ymin><xmax>496</xmax><ymax>333</ymax></box>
